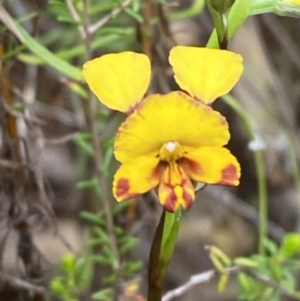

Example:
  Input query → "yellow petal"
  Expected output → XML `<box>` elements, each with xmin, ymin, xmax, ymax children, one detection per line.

<box><xmin>180</xmin><ymin>147</ymin><xmax>241</xmax><ymax>185</ymax></box>
<box><xmin>113</xmin><ymin>156</ymin><xmax>160</xmax><ymax>201</ymax></box>
<box><xmin>115</xmin><ymin>91</ymin><xmax>230</xmax><ymax>162</ymax></box>
<box><xmin>159</xmin><ymin>163</ymin><xmax>195</xmax><ymax>212</ymax></box>
<box><xmin>169</xmin><ymin>46</ymin><xmax>244</xmax><ymax>104</ymax></box>
<box><xmin>83</xmin><ymin>52</ymin><xmax>151</xmax><ymax>113</ymax></box>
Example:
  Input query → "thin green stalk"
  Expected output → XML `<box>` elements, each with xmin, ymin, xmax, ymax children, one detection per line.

<box><xmin>222</xmin><ymin>94</ymin><xmax>267</xmax><ymax>255</ymax></box>
<box><xmin>286</xmin><ymin>133</ymin><xmax>300</xmax><ymax>221</ymax></box>
<box><xmin>205</xmin><ymin>1</ymin><xmax>268</xmax><ymax>254</ymax></box>
<box><xmin>148</xmin><ymin>209</ymin><xmax>182</xmax><ymax>301</ymax></box>
<box><xmin>206</xmin><ymin>0</ymin><xmax>251</xmax><ymax>48</ymax></box>
<box><xmin>78</xmin><ymin>1</ymin><xmax>120</xmax><ymax>297</ymax></box>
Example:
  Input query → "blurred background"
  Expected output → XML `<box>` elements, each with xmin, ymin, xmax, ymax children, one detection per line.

<box><xmin>0</xmin><ymin>0</ymin><xmax>300</xmax><ymax>300</ymax></box>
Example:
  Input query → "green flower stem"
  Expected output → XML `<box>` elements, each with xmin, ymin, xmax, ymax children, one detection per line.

<box><xmin>206</xmin><ymin>0</ymin><xmax>229</xmax><ymax>49</ymax></box>
<box><xmin>222</xmin><ymin>94</ymin><xmax>268</xmax><ymax>255</ymax></box>
<box><xmin>148</xmin><ymin>209</ymin><xmax>182</xmax><ymax>301</ymax></box>
<box><xmin>206</xmin><ymin>0</ymin><xmax>251</xmax><ymax>48</ymax></box>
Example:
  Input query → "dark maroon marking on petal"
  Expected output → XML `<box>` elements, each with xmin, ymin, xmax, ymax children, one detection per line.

<box><xmin>181</xmin><ymin>177</ymin><xmax>195</xmax><ymax>209</ymax></box>
<box><xmin>160</xmin><ymin>163</ymin><xmax>196</xmax><ymax>212</ymax></box>
<box><xmin>115</xmin><ymin>178</ymin><xmax>137</xmax><ymax>200</ymax></box>
<box><xmin>116</xmin><ymin>178</ymin><xmax>130</xmax><ymax>198</ymax></box>
<box><xmin>179</xmin><ymin>158</ymin><xmax>203</xmax><ymax>179</ymax></box>
<box><xmin>218</xmin><ymin>164</ymin><xmax>239</xmax><ymax>185</ymax></box>
<box><xmin>148</xmin><ymin>163</ymin><xmax>162</xmax><ymax>184</ymax></box>
<box><xmin>182</xmin><ymin>190</ymin><xmax>194</xmax><ymax>209</ymax></box>
<box><xmin>160</xmin><ymin>170</ymin><xmax>179</xmax><ymax>213</ymax></box>
<box><xmin>162</xmin><ymin>186</ymin><xmax>177</xmax><ymax>213</ymax></box>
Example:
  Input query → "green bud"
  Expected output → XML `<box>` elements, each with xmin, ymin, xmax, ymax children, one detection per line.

<box><xmin>50</xmin><ymin>278</ymin><xmax>66</xmax><ymax>295</ymax></box>
<box><xmin>280</xmin><ymin>233</ymin><xmax>300</xmax><ymax>257</ymax></box>
<box><xmin>209</xmin><ymin>0</ymin><xmax>236</xmax><ymax>13</ymax></box>
<box><xmin>61</xmin><ymin>253</ymin><xmax>76</xmax><ymax>273</ymax></box>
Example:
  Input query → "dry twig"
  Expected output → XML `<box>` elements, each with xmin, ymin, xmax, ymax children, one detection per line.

<box><xmin>0</xmin><ymin>271</ymin><xmax>48</xmax><ymax>296</ymax></box>
<box><xmin>162</xmin><ymin>266</ymin><xmax>300</xmax><ymax>301</ymax></box>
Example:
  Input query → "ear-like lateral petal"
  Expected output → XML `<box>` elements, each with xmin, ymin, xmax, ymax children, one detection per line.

<box><xmin>83</xmin><ymin>52</ymin><xmax>151</xmax><ymax>113</ymax></box>
<box><xmin>181</xmin><ymin>147</ymin><xmax>241</xmax><ymax>185</ymax></box>
<box><xmin>169</xmin><ymin>46</ymin><xmax>244</xmax><ymax>104</ymax></box>
<box><xmin>113</xmin><ymin>156</ymin><xmax>160</xmax><ymax>201</ymax></box>
<box><xmin>158</xmin><ymin>163</ymin><xmax>195</xmax><ymax>212</ymax></box>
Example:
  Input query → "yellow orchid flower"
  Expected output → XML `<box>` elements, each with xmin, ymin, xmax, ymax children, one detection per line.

<box><xmin>82</xmin><ymin>47</ymin><xmax>243</xmax><ymax>212</ymax></box>
<box><xmin>113</xmin><ymin>91</ymin><xmax>240</xmax><ymax>212</ymax></box>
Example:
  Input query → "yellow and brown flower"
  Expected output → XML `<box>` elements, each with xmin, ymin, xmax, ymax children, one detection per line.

<box><xmin>83</xmin><ymin>46</ymin><xmax>244</xmax><ymax>212</ymax></box>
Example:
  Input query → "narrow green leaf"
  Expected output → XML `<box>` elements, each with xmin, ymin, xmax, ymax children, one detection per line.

<box><xmin>113</xmin><ymin>226</ymin><xmax>124</xmax><ymax>236</ymax></box>
<box><xmin>12</xmin><ymin>19</ymin><xmax>83</xmax><ymax>81</ymax></box>
<box><xmin>103</xmin><ymin>274</ymin><xmax>117</xmax><ymax>285</ymax></box>
<box><xmin>76</xmin><ymin>177</ymin><xmax>98</xmax><ymax>189</ymax></box>
<box><xmin>74</xmin><ymin>134</ymin><xmax>94</xmax><ymax>155</ymax></box>
<box><xmin>75</xmin><ymin>256</ymin><xmax>93</xmax><ymax>290</ymax></box>
<box><xmin>17</xmin><ymin>12</ymin><xmax>38</xmax><ymax>23</ymax></box>
<box><xmin>101</xmin><ymin>146</ymin><xmax>114</xmax><ymax>176</ymax></box>
<box><xmin>92</xmin><ymin>288</ymin><xmax>112</xmax><ymax>300</ymax></box>
<box><xmin>94</xmin><ymin>227</ymin><xmax>109</xmax><ymax>241</ymax></box>
<box><xmin>87</xmin><ymin>237</ymin><xmax>108</xmax><ymax>246</ymax></box>
<box><xmin>119</xmin><ymin>236</ymin><xmax>139</xmax><ymax>254</ymax></box>
<box><xmin>124</xmin><ymin>7</ymin><xmax>143</xmax><ymax>23</ymax></box>
<box><xmin>124</xmin><ymin>260</ymin><xmax>143</xmax><ymax>275</ymax></box>
<box><xmin>112</xmin><ymin>199</ymin><xmax>132</xmax><ymax>215</ymax></box>
<box><xmin>80</xmin><ymin>210</ymin><xmax>105</xmax><ymax>224</ymax></box>
<box><xmin>263</xmin><ymin>238</ymin><xmax>278</xmax><ymax>255</ymax></box>
<box><xmin>91</xmin><ymin>255</ymin><xmax>113</xmax><ymax>265</ymax></box>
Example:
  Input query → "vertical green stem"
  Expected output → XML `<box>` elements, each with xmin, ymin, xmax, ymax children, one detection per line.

<box><xmin>148</xmin><ymin>209</ymin><xmax>181</xmax><ymax>301</ymax></box>
<box><xmin>255</xmin><ymin>150</ymin><xmax>268</xmax><ymax>254</ymax></box>
<box><xmin>222</xmin><ymin>94</ymin><xmax>267</xmax><ymax>254</ymax></box>
<box><xmin>206</xmin><ymin>0</ymin><xmax>268</xmax><ymax>254</ymax></box>
<box><xmin>287</xmin><ymin>133</ymin><xmax>300</xmax><ymax>220</ymax></box>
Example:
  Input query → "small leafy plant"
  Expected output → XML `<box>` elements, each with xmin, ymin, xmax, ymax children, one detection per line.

<box><xmin>236</xmin><ymin>234</ymin><xmax>300</xmax><ymax>301</ymax></box>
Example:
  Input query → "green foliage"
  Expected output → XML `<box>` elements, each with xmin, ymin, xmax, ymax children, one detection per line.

<box><xmin>48</xmin><ymin>0</ymin><xmax>82</xmax><ymax>25</ymax></box>
<box><xmin>207</xmin><ymin>246</ymin><xmax>232</xmax><ymax>292</ymax></box>
<box><xmin>50</xmin><ymin>202</ymin><xmax>142</xmax><ymax>301</ymax></box>
<box><xmin>236</xmin><ymin>235</ymin><xmax>300</xmax><ymax>301</ymax></box>
<box><xmin>49</xmin><ymin>252</ymin><xmax>93</xmax><ymax>301</ymax></box>
<box><xmin>3</xmin><ymin>0</ymin><xmax>300</xmax><ymax>300</ymax></box>
<box><xmin>80</xmin><ymin>203</ymin><xmax>143</xmax><ymax>299</ymax></box>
